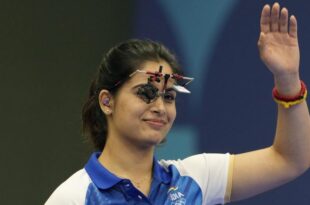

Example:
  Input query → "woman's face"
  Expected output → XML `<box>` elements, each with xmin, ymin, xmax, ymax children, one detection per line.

<box><xmin>105</xmin><ymin>61</ymin><xmax>177</xmax><ymax>148</ymax></box>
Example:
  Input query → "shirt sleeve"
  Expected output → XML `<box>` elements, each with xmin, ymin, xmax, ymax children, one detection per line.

<box><xmin>45</xmin><ymin>169</ymin><xmax>90</xmax><ymax>205</ymax></box>
<box><xmin>165</xmin><ymin>153</ymin><xmax>232</xmax><ymax>205</ymax></box>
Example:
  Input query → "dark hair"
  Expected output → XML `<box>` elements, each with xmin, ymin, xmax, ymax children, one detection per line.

<box><xmin>82</xmin><ymin>39</ymin><xmax>181</xmax><ymax>151</ymax></box>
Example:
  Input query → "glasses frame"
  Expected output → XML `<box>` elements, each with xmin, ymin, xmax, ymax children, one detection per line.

<box><xmin>113</xmin><ymin>68</ymin><xmax>194</xmax><ymax>94</ymax></box>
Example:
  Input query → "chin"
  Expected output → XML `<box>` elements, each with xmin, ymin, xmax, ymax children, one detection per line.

<box><xmin>141</xmin><ymin>133</ymin><xmax>166</xmax><ymax>146</ymax></box>
<box><xmin>148</xmin><ymin>136</ymin><xmax>164</xmax><ymax>144</ymax></box>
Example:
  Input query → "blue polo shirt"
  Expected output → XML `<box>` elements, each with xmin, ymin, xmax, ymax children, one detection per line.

<box><xmin>45</xmin><ymin>152</ymin><xmax>232</xmax><ymax>205</ymax></box>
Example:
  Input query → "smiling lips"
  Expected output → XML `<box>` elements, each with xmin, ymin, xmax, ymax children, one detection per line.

<box><xmin>143</xmin><ymin>118</ymin><xmax>167</xmax><ymax>128</ymax></box>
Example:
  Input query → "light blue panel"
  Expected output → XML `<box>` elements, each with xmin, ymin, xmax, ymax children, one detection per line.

<box><xmin>158</xmin><ymin>0</ymin><xmax>239</xmax><ymax>107</ymax></box>
<box><xmin>155</xmin><ymin>125</ymin><xmax>198</xmax><ymax>160</ymax></box>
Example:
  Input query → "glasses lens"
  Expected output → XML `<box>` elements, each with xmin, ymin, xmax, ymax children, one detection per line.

<box><xmin>137</xmin><ymin>84</ymin><xmax>159</xmax><ymax>103</ymax></box>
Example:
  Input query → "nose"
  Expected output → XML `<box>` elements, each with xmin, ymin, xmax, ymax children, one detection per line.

<box><xmin>150</xmin><ymin>96</ymin><xmax>166</xmax><ymax>116</ymax></box>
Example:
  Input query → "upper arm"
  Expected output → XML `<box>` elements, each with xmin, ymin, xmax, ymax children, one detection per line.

<box><xmin>45</xmin><ymin>169</ymin><xmax>90</xmax><ymax>205</ymax></box>
<box><xmin>229</xmin><ymin>146</ymin><xmax>300</xmax><ymax>202</ymax></box>
<box><xmin>165</xmin><ymin>153</ymin><xmax>231</xmax><ymax>204</ymax></box>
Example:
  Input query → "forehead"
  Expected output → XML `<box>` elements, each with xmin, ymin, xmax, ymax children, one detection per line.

<box><xmin>127</xmin><ymin>61</ymin><xmax>174</xmax><ymax>85</ymax></box>
<box><xmin>140</xmin><ymin>61</ymin><xmax>173</xmax><ymax>74</ymax></box>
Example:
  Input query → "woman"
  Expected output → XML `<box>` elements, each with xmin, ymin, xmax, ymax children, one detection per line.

<box><xmin>46</xmin><ymin>3</ymin><xmax>310</xmax><ymax>204</ymax></box>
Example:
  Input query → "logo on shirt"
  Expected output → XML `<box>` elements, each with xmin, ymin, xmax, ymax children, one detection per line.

<box><xmin>168</xmin><ymin>186</ymin><xmax>186</xmax><ymax>205</ymax></box>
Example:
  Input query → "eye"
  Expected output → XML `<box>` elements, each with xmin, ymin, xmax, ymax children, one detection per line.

<box><xmin>163</xmin><ymin>91</ymin><xmax>176</xmax><ymax>103</ymax></box>
<box><xmin>136</xmin><ymin>84</ymin><xmax>158</xmax><ymax>103</ymax></box>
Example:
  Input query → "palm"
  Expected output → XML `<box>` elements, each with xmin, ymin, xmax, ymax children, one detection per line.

<box><xmin>258</xmin><ymin>4</ymin><xmax>300</xmax><ymax>77</ymax></box>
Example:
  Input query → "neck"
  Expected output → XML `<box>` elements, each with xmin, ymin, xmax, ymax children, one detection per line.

<box><xmin>98</xmin><ymin>135</ymin><xmax>154</xmax><ymax>180</ymax></box>
<box><xmin>98</xmin><ymin>136</ymin><xmax>154</xmax><ymax>196</ymax></box>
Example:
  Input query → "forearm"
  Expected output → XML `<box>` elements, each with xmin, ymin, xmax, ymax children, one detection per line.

<box><xmin>272</xmin><ymin>78</ymin><xmax>310</xmax><ymax>173</ymax></box>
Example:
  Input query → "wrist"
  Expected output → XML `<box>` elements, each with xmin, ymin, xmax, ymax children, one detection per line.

<box><xmin>272</xmin><ymin>80</ymin><xmax>307</xmax><ymax>109</ymax></box>
<box><xmin>274</xmin><ymin>73</ymin><xmax>301</xmax><ymax>97</ymax></box>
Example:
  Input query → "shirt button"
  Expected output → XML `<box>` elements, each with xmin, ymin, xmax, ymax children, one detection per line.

<box><xmin>138</xmin><ymin>195</ymin><xmax>143</xmax><ymax>200</ymax></box>
<box><xmin>125</xmin><ymin>184</ymin><xmax>131</xmax><ymax>187</ymax></box>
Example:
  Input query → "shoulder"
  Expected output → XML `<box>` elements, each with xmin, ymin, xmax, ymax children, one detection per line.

<box><xmin>45</xmin><ymin>169</ymin><xmax>91</xmax><ymax>205</ymax></box>
<box><xmin>159</xmin><ymin>153</ymin><xmax>233</xmax><ymax>205</ymax></box>
<box><xmin>159</xmin><ymin>153</ymin><xmax>231</xmax><ymax>174</ymax></box>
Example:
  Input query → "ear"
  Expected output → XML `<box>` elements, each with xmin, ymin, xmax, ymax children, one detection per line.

<box><xmin>98</xmin><ymin>89</ymin><xmax>114</xmax><ymax>115</ymax></box>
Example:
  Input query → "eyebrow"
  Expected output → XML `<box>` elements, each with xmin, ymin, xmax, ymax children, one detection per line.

<box><xmin>131</xmin><ymin>83</ymin><xmax>146</xmax><ymax>90</ymax></box>
<box><xmin>131</xmin><ymin>83</ymin><xmax>177</xmax><ymax>92</ymax></box>
<box><xmin>164</xmin><ymin>87</ymin><xmax>177</xmax><ymax>93</ymax></box>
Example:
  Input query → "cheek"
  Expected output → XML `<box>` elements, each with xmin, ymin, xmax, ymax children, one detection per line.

<box><xmin>168</xmin><ymin>105</ymin><xmax>177</xmax><ymax>123</ymax></box>
<box><xmin>116</xmin><ymin>99</ymin><xmax>146</xmax><ymax>120</ymax></box>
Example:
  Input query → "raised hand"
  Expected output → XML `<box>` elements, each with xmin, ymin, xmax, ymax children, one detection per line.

<box><xmin>258</xmin><ymin>2</ymin><xmax>300</xmax><ymax>95</ymax></box>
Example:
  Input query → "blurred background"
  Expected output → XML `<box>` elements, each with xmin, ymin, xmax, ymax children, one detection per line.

<box><xmin>1</xmin><ymin>0</ymin><xmax>310</xmax><ymax>204</ymax></box>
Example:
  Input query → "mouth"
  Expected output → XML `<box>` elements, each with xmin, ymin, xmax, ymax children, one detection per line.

<box><xmin>143</xmin><ymin>119</ymin><xmax>167</xmax><ymax>129</ymax></box>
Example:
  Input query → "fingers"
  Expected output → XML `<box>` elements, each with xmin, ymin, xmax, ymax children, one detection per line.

<box><xmin>270</xmin><ymin>3</ymin><xmax>280</xmax><ymax>32</ymax></box>
<box><xmin>260</xmin><ymin>5</ymin><xmax>271</xmax><ymax>33</ymax></box>
<box><xmin>260</xmin><ymin>2</ymin><xmax>297</xmax><ymax>35</ymax></box>
<box><xmin>289</xmin><ymin>15</ymin><xmax>298</xmax><ymax>38</ymax></box>
<box><xmin>279</xmin><ymin>7</ymin><xmax>288</xmax><ymax>33</ymax></box>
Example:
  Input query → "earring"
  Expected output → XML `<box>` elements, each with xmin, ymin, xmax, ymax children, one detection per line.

<box><xmin>103</xmin><ymin>98</ymin><xmax>110</xmax><ymax>106</ymax></box>
<box><xmin>105</xmin><ymin>109</ymin><xmax>112</xmax><ymax>115</ymax></box>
